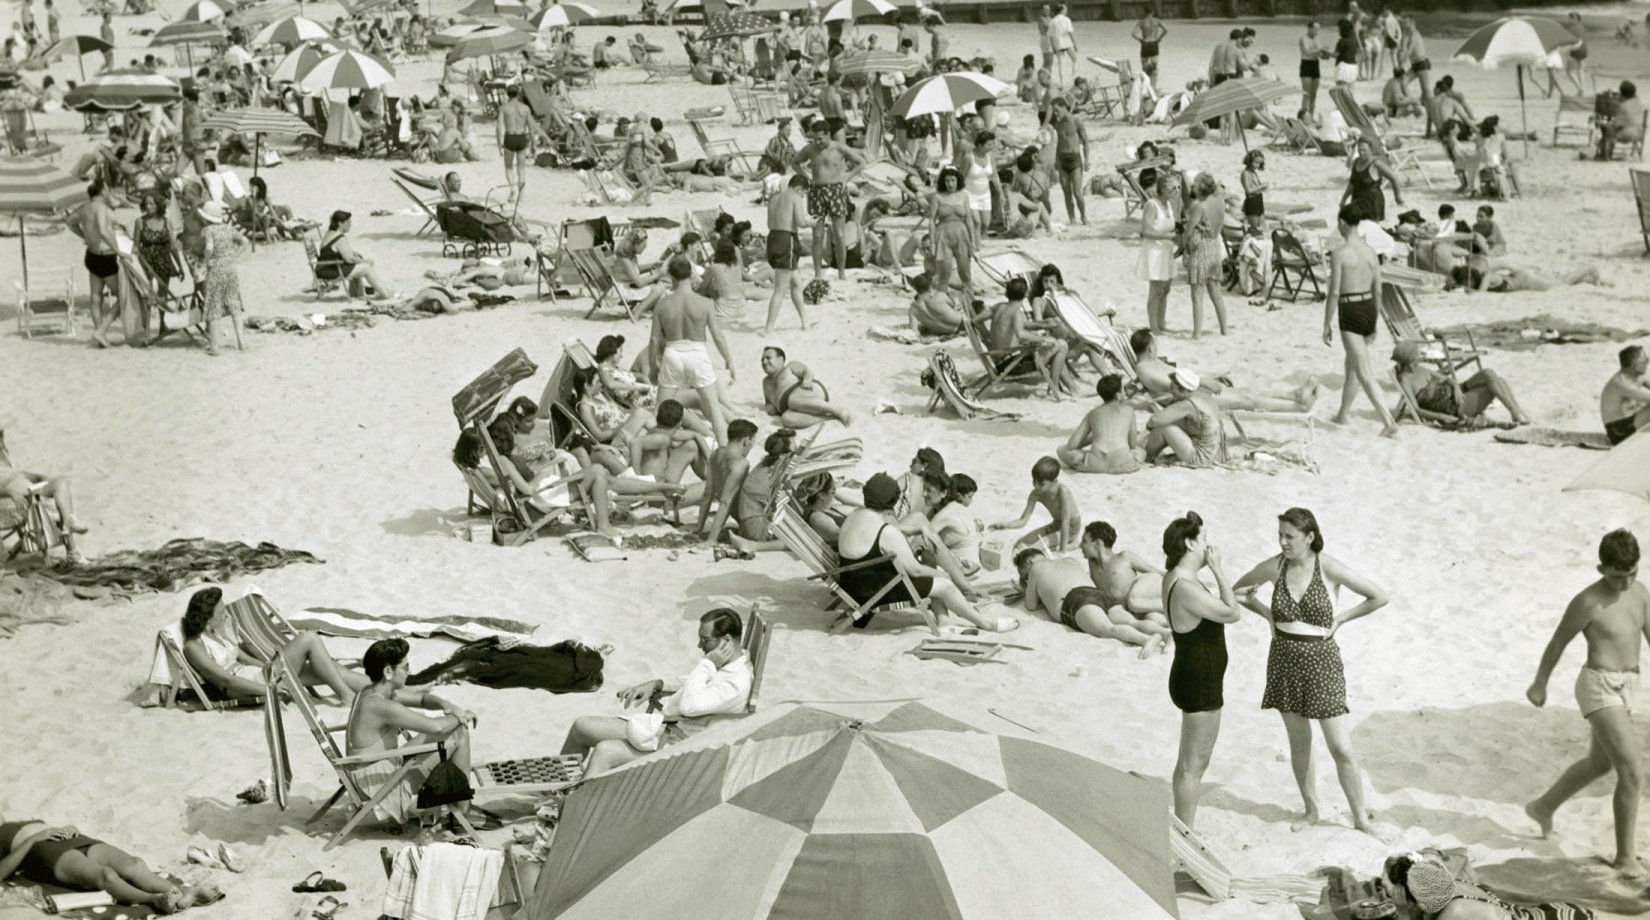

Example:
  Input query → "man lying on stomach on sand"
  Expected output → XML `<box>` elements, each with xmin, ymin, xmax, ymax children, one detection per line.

<box><xmin>1527</xmin><ymin>529</ymin><xmax>1650</xmax><ymax>880</ymax></box>
<box><xmin>1058</xmin><ymin>374</ymin><xmax>1145</xmax><ymax>474</ymax></box>
<box><xmin>180</xmin><ymin>587</ymin><xmax>369</xmax><ymax>704</ymax></box>
<box><xmin>1601</xmin><ymin>344</ymin><xmax>1650</xmax><ymax>445</ymax></box>
<box><xmin>761</xmin><ymin>346</ymin><xmax>853</xmax><ymax>429</ymax></box>
<box><xmin>1015</xmin><ymin>547</ymin><xmax>1169</xmax><ymax>654</ymax></box>
<box><xmin>1129</xmin><ymin>328</ymin><xmax>1319</xmax><ymax>414</ymax></box>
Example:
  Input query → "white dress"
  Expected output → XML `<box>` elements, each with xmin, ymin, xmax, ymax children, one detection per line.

<box><xmin>1136</xmin><ymin>199</ymin><xmax>1177</xmax><ymax>282</ymax></box>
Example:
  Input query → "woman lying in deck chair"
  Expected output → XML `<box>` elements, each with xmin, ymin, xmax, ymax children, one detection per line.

<box><xmin>180</xmin><ymin>587</ymin><xmax>369</xmax><ymax>705</ymax></box>
<box><xmin>456</xmin><ymin>428</ymin><xmax>685</xmax><ymax>537</ymax></box>
<box><xmin>1390</xmin><ymin>341</ymin><xmax>1531</xmax><ymax>429</ymax></box>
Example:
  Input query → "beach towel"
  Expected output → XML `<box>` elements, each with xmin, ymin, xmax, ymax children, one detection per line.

<box><xmin>1435</xmin><ymin>316</ymin><xmax>1649</xmax><ymax>351</ymax></box>
<box><xmin>381</xmin><ymin>843</ymin><xmax>504</xmax><ymax>920</ymax></box>
<box><xmin>568</xmin><ymin>531</ymin><xmax>625</xmax><ymax>562</ymax></box>
<box><xmin>7</xmin><ymin>539</ymin><xmax>321</xmax><ymax>597</ymax></box>
<box><xmin>1494</xmin><ymin>428</ymin><xmax>1613</xmax><ymax>450</ymax></box>
<box><xmin>406</xmin><ymin>637</ymin><xmax>604</xmax><ymax>693</ymax></box>
<box><xmin>287</xmin><ymin>607</ymin><xmax>537</xmax><ymax>643</ymax></box>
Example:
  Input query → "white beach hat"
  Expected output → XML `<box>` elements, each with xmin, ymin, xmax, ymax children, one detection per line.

<box><xmin>199</xmin><ymin>201</ymin><xmax>226</xmax><ymax>224</ymax></box>
<box><xmin>1171</xmin><ymin>368</ymin><xmax>1201</xmax><ymax>391</ymax></box>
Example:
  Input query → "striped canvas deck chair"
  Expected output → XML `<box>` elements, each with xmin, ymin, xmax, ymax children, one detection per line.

<box><xmin>924</xmin><ymin>353</ymin><xmax>1021</xmax><ymax>421</ymax></box>
<box><xmin>1045</xmin><ymin>290</ymin><xmax>1136</xmax><ymax>382</ymax></box>
<box><xmin>1634</xmin><ymin>169</ymin><xmax>1650</xmax><ymax>255</ymax></box>
<box><xmin>150</xmin><ymin>623</ymin><xmax>258</xmax><ymax>711</ymax></box>
<box><xmin>1117</xmin><ymin>155</ymin><xmax>1172</xmax><ymax>219</ymax></box>
<box><xmin>565</xmin><ymin>247</ymin><xmax>640</xmax><ymax>321</ymax></box>
<box><xmin>390</xmin><ymin>177</ymin><xmax>441</xmax><ymax>237</ymax></box>
<box><xmin>959</xmin><ymin>309</ymin><xmax>1041</xmax><ymax>400</ymax></box>
<box><xmin>1</xmin><ymin>480</ymin><xmax>64</xmax><ymax>561</ymax></box>
<box><xmin>768</xmin><ymin>495</ymin><xmax>939</xmax><ymax>635</ymax></box>
<box><xmin>972</xmin><ymin>248</ymin><xmax>1044</xmax><ymax>292</ymax></box>
<box><xmin>1378</xmin><ymin>282</ymin><xmax>1482</xmax><ymax>375</ymax></box>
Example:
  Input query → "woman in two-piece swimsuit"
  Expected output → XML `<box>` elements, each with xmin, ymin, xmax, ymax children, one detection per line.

<box><xmin>1160</xmin><ymin>511</ymin><xmax>1243</xmax><ymax>828</ymax></box>
<box><xmin>0</xmin><ymin>817</ymin><xmax>207</xmax><ymax>913</ymax></box>
<box><xmin>925</xmin><ymin>166</ymin><xmax>977</xmax><ymax>296</ymax></box>
<box><xmin>1235</xmin><ymin>508</ymin><xmax>1389</xmax><ymax>834</ymax></box>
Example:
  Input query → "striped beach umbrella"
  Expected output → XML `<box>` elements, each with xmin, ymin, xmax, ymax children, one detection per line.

<box><xmin>269</xmin><ymin>41</ymin><xmax>336</xmax><ymax>82</ymax></box>
<box><xmin>299</xmin><ymin>49</ymin><xmax>396</xmax><ymax>92</ymax></box>
<box><xmin>891</xmin><ymin>71</ymin><xmax>1012</xmax><ymax>118</ymax></box>
<box><xmin>63</xmin><ymin>69</ymin><xmax>181</xmax><ymax>112</ymax></box>
<box><xmin>0</xmin><ymin>156</ymin><xmax>92</xmax><ymax>289</ymax></box>
<box><xmin>445</xmin><ymin>26</ymin><xmax>533</xmax><ymax>63</ymax></box>
<box><xmin>837</xmin><ymin>48</ymin><xmax>915</xmax><ymax>76</ymax></box>
<box><xmin>823</xmin><ymin>0</ymin><xmax>895</xmax><ymax>23</ymax></box>
<box><xmin>700</xmin><ymin>10</ymin><xmax>775</xmax><ymax>41</ymax></box>
<box><xmin>1171</xmin><ymin>77</ymin><xmax>1292</xmax><ymax>150</ymax></box>
<box><xmin>524</xmin><ymin>701</ymin><xmax>1178</xmax><ymax>920</ymax></box>
<box><xmin>458</xmin><ymin>0</ymin><xmax>530</xmax><ymax>15</ymax></box>
<box><xmin>150</xmin><ymin>19</ymin><xmax>226</xmax><ymax>67</ymax></box>
<box><xmin>252</xmin><ymin>16</ymin><xmax>333</xmax><ymax>48</ymax></box>
<box><xmin>530</xmin><ymin>3</ymin><xmax>598</xmax><ymax>31</ymax></box>
<box><xmin>663</xmin><ymin>0</ymin><xmax>745</xmax><ymax>11</ymax></box>
<box><xmin>1565</xmin><ymin>430</ymin><xmax>1650</xmax><ymax>504</ymax></box>
<box><xmin>430</xmin><ymin>22</ymin><xmax>490</xmax><ymax>48</ymax></box>
<box><xmin>44</xmin><ymin>35</ymin><xmax>115</xmax><ymax>80</ymax></box>
<box><xmin>1454</xmin><ymin>16</ymin><xmax>1578</xmax><ymax>155</ymax></box>
<box><xmin>180</xmin><ymin>0</ymin><xmax>227</xmax><ymax>22</ymax></box>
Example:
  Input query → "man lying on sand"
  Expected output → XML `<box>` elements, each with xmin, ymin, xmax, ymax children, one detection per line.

<box><xmin>179</xmin><ymin>586</ymin><xmax>369</xmax><ymax>704</ymax></box>
<box><xmin>761</xmin><ymin>346</ymin><xmax>853</xmax><ymax>429</ymax></box>
<box><xmin>1129</xmin><ymin>329</ymin><xmax>1319</xmax><ymax>413</ymax></box>
<box><xmin>1058</xmin><ymin>374</ymin><xmax>1145</xmax><ymax>474</ymax></box>
<box><xmin>1015</xmin><ymin>547</ymin><xmax>1169</xmax><ymax>654</ymax></box>
<box><xmin>1602</xmin><ymin>344</ymin><xmax>1650</xmax><ymax>445</ymax></box>
<box><xmin>560</xmin><ymin>609</ymin><xmax>752</xmax><ymax>777</ymax></box>
<box><xmin>1080</xmin><ymin>521</ymin><xmax>1167</xmax><ymax>621</ymax></box>
<box><xmin>0</xmin><ymin>818</ymin><xmax>219</xmax><ymax>914</ymax></box>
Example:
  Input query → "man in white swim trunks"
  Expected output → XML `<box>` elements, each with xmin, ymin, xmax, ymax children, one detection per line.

<box><xmin>649</xmin><ymin>256</ymin><xmax>735</xmax><ymax>444</ymax></box>
<box><xmin>1527</xmin><ymin>529</ymin><xmax>1650</xmax><ymax>880</ymax></box>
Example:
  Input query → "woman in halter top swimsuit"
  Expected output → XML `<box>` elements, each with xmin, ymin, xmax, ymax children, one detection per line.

<box><xmin>1235</xmin><ymin>507</ymin><xmax>1389</xmax><ymax>834</ymax></box>
<box><xmin>1160</xmin><ymin>511</ymin><xmax>1243</xmax><ymax>829</ymax></box>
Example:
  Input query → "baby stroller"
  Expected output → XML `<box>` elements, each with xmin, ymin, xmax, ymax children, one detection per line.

<box><xmin>436</xmin><ymin>201</ymin><xmax>516</xmax><ymax>259</ymax></box>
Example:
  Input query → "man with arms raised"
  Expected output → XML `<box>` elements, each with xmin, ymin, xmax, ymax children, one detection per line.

<box><xmin>1527</xmin><ymin>529</ymin><xmax>1650</xmax><ymax>880</ymax></box>
<box><xmin>649</xmin><ymin>256</ymin><xmax>735</xmax><ymax>444</ymax></box>
<box><xmin>1058</xmin><ymin>374</ymin><xmax>1145</xmax><ymax>474</ymax></box>
<box><xmin>792</xmin><ymin>119</ymin><xmax>867</xmax><ymax>283</ymax></box>
<box><xmin>1602</xmin><ymin>344</ymin><xmax>1650</xmax><ymax>446</ymax></box>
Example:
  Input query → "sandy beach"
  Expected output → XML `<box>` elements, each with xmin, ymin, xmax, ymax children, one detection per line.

<box><xmin>4</xmin><ymin>0</ymin><xmax>1650</xmax><ymax>916</ymax></box>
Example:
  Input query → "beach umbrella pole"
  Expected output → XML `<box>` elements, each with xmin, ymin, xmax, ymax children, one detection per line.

<box><xmin>78</xmin><ymin>55</ymin><xmax>86</xmax><ymax>82</ymax></box>
<box><xmin>1517</xmin><ymin>65</ymin><xmax>1529</xmax><ymax>158</ymax></box>
<box><xmin>18</xmin><ymin>216</ymin><xmax>28</xmax><ymax>291</ymax></box>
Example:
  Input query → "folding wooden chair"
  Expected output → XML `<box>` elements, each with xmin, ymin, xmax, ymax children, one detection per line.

<box><xmin>1044</xmin><ymin>289</ymin><xmax>1136</xmax><ymax>381</ymax></box>
<box><xmin>538</xmin><ymin>217</ymin><xmax>614</xmax><ymax>301</ymax></box>
<box><xmin>13</xmin><ymin>264</ymin><xmax>77</xmax><ymax>339</ymax></box>
<box><xmin>566</xmin><ymin>248</ymin><xmax>640</xmax><ymax>321</ymax></box>
<box><xmin>303</xmin><ymin>233</ymin><xmax>351</xmax><ymax>301</ymax></box>
<box><xmin>1552</xmin><ymin>95</ymin><xmax>1597</xmax><ymax>148</ymax></box>
<box><xmin>959</xmin><ymin>309</ymin><xmax>1041</xmax><ymax>400</ymax></box>
<box><xmin>1116</xmin><ymin>155</ymin><xmax>1171</xmax><ymax>219</ymax></box>
<box><xmin>150</xmin><ymin>623</ymin><xmax>261</xmax><ymax>711</ymax></box>
<box><xmin>0</xmin><ymin>481</ymin><xmax>59</xmax><ymax>562</ymax></box>
<box><xmin>768</xmin><ymin>495</ymin><xmax>939</xmax><ymax>635</ymax></box>
<box><xmin>391</xmin><ymin>177</ymin><xmax>441</xmax><ymax>237</ymax></box>
<box><xmin>1378</xmin><ymin>282</ymin><xmax>1482</xmax><ymax>375</ymax></box>
<box><xmin>972</xmin><ymin>248</ymin><xmax>1044</xmax><ymax>292</ymax></box>
<box><xmin>536</xmin><ymin>339</ymin><xmax>607</xmax><ymax>450</ymax></box>
<box><xmin>1633</xmin><ymin>169</ymin><xmax>1650</xmax><ymax>255</ymax></box>
<box><xmin>1264</xmin><ymin>228</ymin><xmax>1324</xmax><ymax>302</ymax></box>
<box><xmin>924</xmin><ymin>353</ymin><xmax>1021</xmax><ymax>421</ymax></box>
<box><xmin>685</xmin><ymin>115</ymin><xmax>759</xmax><ymax>174</ymax></box>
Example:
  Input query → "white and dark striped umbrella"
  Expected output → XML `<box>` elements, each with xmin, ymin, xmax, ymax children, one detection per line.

<box><xmin>837</xmin><ymin>48</ymin><xmax>916</xmax><ymax>76</ymax></box>
<box><xmin>891</xmin><ymin>71</ymin><xmax>1012</xmax><ymax>118</ymax></box>
<box><xmin>45</xmin><ymin>34</ymin><xmax>114</xmax><ymax>57</ymax></box>
<box><xmin>430</xmin><ymin>22</ymin><xmax>490</xmax><ymax>48</ymax></box>
<box><xmin>1453</xmin><ymin>15</ymin><xmax>1578</xmax><ymax>68</ymax></box>
<box><xmin>457</xmin><ymin>0</ymin><xmax>529</xmax><ymax>16</ymax></box>
<box><xmin>530</xmin><ymin>3</ymin><xmax>598</xmax><ymax>30</ymax></box>
<box><xmin>63</xmin><ymin>69</ymin><xmax>182</xmax><ymax>111</ymax></box>
<box><xmin>1566</xmin><ymin>430</ymin><xmax>1650</xmax><ymax>504</ymax></box>
<box><xmin>149</xmin><ymin>19</ymin><xmax>227</xmax><ymax>47</ymax></box>
<box><xmin>200</xmin><ymin>106</ymin><xmax>318</xmax><ymax>137</ymax></box>
<box><xmin>445</xmin><ymin>26</ymin><xmax>533</xmax><ymax>63</ymax></box>
<box><xmin>269</xmin><ymin>41</ymin><xmax>336</xmax><ymax>82</ymax></box>
<box><xmin>0</xmin><ymin>156</ymin><xmax>89</xmax><ymax>214</ymax></box>
<box><xmin>252</xmin><ymin>16</ymin><xmax>333</xmax><ymax>48</ymax></box>
<box><xmin>299</xmin><ymin>49</ymin><xmax>396</xmax><ymax>92</ymax></box>
<box><xmin>823</xmin><ymin>0</ymin><xmax>895</xmax><ymax>23</ymax></box>
<box><xmin>180</xmin><ymin>0</ymin><xmax>227</xmax><ymax>22</ymax></box>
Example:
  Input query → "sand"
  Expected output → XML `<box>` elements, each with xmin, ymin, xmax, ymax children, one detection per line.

<box><xmin>3</xmin><ymin>0</ymin><xmax>1650</xmax><ymax>917</ymax></box>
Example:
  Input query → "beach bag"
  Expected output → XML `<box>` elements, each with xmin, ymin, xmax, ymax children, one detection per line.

<box><xmin>416</xmin><ymin>760</ymin><xmax>474</xmax><ymax>808</ymax></box>
<box><xmin>803</xmin><ymin>279</ymin><xmax>830</xmax><ymax>304</ymax></box>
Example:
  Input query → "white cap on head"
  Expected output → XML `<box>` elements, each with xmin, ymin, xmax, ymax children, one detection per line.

<box><xmin>1171</xmin><ymin>368</ymin><xmax>1201</xmax><ymax>391</ymax></box>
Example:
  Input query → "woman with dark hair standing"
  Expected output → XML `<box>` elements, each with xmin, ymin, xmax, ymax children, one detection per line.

<box><xmin>1234</xmin><ymin>507</ymin><xmax>1389</xmax><ymax>835</ymax></box>
<box><xmin>1333</xmin><ymin>18</ymin><xmax>1360</xmax><ymax>89</ymax></box>
<box><xmin>925</xmin><ymin>165</ymin><xmax>977</xmax><ymax>296</ymax></box>
<box><xmin>1162</xmin><ymin>511</ymin><xmax>1243</xmax><ymax>828</ymax></box>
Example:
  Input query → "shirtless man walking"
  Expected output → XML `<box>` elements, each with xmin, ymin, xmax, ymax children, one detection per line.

<box><xmin>764</xmin><ymin>173</ymin><xmax>812</xmax><ymax>333</ymax></box>
<box><xmin>1058</xmin><ymin>374</ymin><xmax>1145</xmax><ymax>474</ymax></box>
<box><xmin>649</xmin><ymin>256</ymin><xmax>735</xmax><ymax>445</ymax></box>
<box><xmin>497</xmin><ymin>85</ymin><xmax>548</xmax><ymax>205</ymax></box>
<box><xmin>761</xmin><ymin>346</ymin><xmax>853</xmax><ymax>429</ymax></box>
<box><xmin>792</xmin><ymin>119</ymin><xmax>866</xmax><ymax>282</ymax></box>
<box><xmin>1601</xmin><ymin>344</ymin><xmax>1650</xmax><ymax>445</ymax></box>
<box><xmin>1527</xmin><ymin>529</ymin><xmax>1650</xmax><ymax>880</ymax></box>
<box><xmin>1325</xmin><ymin>205</ymin><xmax>1398</xmax><ymax>438</ymax></box>
<box><xmin>1015</xmin><ymin>547</ymin><xmax>1168</xmax><ymax>653</ymax></box>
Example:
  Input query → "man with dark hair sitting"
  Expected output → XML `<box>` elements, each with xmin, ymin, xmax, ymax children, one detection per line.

<box><xmin>179</xmin><ymin>586</ymin><xmax>368</xmax><ymax>703</ymax></box>
<box><xmin>559</xmin><ymin>608</ymin><xmax>751</xmax><ymax>777</ymax></box>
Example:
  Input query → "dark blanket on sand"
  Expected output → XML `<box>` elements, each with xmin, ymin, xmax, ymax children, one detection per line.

<box><xmin>1436</xmin><ymin>315</ymin><xmax>1648</xmax><ymax>351</ymax></box>
<box><xmin>6</xmin><ymin>539</ymin><xmax>321</xmax><ymax>597</ymax></box>
<box><xmin>409</xmin><ymin>637</ymin><xmax>605</xmax><ymax>694</ymax></box>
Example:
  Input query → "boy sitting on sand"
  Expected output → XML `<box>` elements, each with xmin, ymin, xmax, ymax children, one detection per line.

<box><xmin>991</xmin><ymin>456</ymin><xmax>1081</xmax><ymax>552</ymax></box>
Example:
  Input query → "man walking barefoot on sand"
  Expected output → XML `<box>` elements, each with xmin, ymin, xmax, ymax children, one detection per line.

<box><xmin>792</xmin><ymin>120</ymin><xmax>866</xmax><ymax>283</ymax></box>
<box><xmin>497</xmin><ymin>85</ymin><xmax>548</xmax><ymax>205</ymax></box>
<box><xmin>1527</xmin><ymin>529</ymin><xmax>1650</xmax><ymax>880</ymax></box>
<box><xmin>1325</xmin><ymin>205</ymin><xmax>1398</xmax><ymax>438</ymax></box>
<box><xmin>649</xmin><ymin>257</ymin><xmax>736</xmax><ymax>445</ymax></box>
<box><xmin>765</xmin><ymin>173</ymin><xmax>812</xmax><ymax>333</ymax></box>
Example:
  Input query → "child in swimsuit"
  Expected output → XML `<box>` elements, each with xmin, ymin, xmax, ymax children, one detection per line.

<box><xmin>991</xmin><ymin>456</ymin><xmax>1082</xmax><ymax>552</ymax></box>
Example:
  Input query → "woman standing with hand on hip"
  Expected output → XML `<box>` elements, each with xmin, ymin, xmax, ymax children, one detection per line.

<box><xmin>1162</xmin><ymin>511</ymin><xmax>1244</xmax><ymax>829</ymax></box>
<box><xmin>1234</xmin><ymin>507</ymin><xmax>1391</xmax><ymax>837</ymax></box>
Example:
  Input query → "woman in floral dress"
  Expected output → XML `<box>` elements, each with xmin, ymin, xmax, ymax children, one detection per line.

<box><xmin>196</xmin><ymin>201</ymin><xmax>245</xmax><ymax>356</ymax></box>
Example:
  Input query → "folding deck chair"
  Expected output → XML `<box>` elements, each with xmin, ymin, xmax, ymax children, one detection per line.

<box><xmin>130</xmin><ymin>249</ymin><xmax>213</xmax><ymax>349</ymax></box>
<box><xmin>972</xmin><ymin>248</ymin><xmax>1044</xmax><ymax>292</ymax></box>
<box><xmin>1082</xmin><ymin>56</ymin><xmax>1135</xmax><ymax>120</ymax></box>
<box><xmin>264</xmin><ymin>657</ymin><xmax>582</xmax><ymax>851</ymax></box>
<box><xmin>1552</xmin><ymin>95</ymin><xmax>1597</xmax><ymax>148</ymax></box>
<box><xmin>303</xmin><ymin>232</ymin><xmax>352</xmax><ymax>301</ymax></box>
<box><xmin>1045</xmin><ymin>289</ymin><xmax>1136</xmax><ymax>381</ymax></box>
<box><xmin>149</xmin><ymin>623</ymin><xmax>260</xmax><ymax>711</ymax></box>
<box><xmin>1634</xmin><ymin>169</ymin><xmax>1650</xmax><ymax>255</ymax></box>
<box><xmin>391</xmin><ymin>177</ymin><xmax>442</xmax><ymax>237</ymax></box>
<box><xmin>580</xmin><ymin>168</ymin><xmax>646</xmax><ymax>206</ymax></box>
<box><xmin>566</xmin><ymin>247</ymin><xmax>641</xmax><ymax>321</ymax></box>
<box><xmin>1264</xmin><ymin>228</ymin><xmax>1324</xmax><ymax>301</ymax></box>
<box><xmin>925</xmin><ymin>353</ymin><xmax>1021</xmax><ymax>421</ymax></box>
<box><xmin>641</xmin><ymin>54</ymin><xmax>690</xmax><ymax>83</ymax></box>
<box><xmin>13</xmin><ymin>264</ymin><xmax>77</xmax><ymax>339</ymax></box>
<box><xmin>0</xmin><ymin>481</ymin><xmax>63</xmax><ymax>562</ymax></box>
<box><xmin>1378</xmin><ymin>282</ymin><xmax>1482</xmax><ymax>374</ymax></box>
<box><xmin>538</xmin><ymin>217</ymin><xmax>614</xmax><ymax>301</ymax></box>
<box><xmin>536</xmin><ymin>339</ymin><xmax>608</xmax><ymax>449</ymax></box>
<box><xmin>1117</xmin><ymin>155</ymin><xmax>1172</xmax><ymax>219</ymax></box>
<box><xmin>685</xmin><ymin>115</ymin><xmax>759</xmax><ymax>174</ymax></box>
<box><xmin>768</xmin><ymin>495</ymin><xmax>939</xmax><ymax>635</ymax></box>
<box><xmin>959</xmin><ymin>310</ymin><xmax>1042</xmax><ymax>400</ymax></box>
<box><xmin>1329</xmin><ymin>86</ymin><xmax>1427</xmax><ymax>186</ymax></box>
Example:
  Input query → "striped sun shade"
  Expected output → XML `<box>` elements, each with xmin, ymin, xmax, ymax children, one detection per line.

<box><xmin>200</xmin><ymin>107</ymin><xmax>319</xmax><ymax>137</ymax></box>
<box><xmin>62</xmin><ymin>69</ymin><xmax>181</xmax><ymax>111</ymax></box>
<box><xmin>149</xmin><ymin>19</ymin><xmax>227</xmax><ymax>47</ymax></box>
<box><xmin>299</xmin><ymin>49</ymin><xmax>396</xmax><ymax>92</ymax></box>
<box><xmin>0</xmin><ymin>157</ymin><xmax>91</xmax><ymax>214</ymax></box>
<box><xmin>252</xmin><ymin>16</ymin><xmax>332</xmax><ymax>48</ymax></box>
<box><xmin>891</xmin><ymin>72</ymin><xmax>1013</xmax><ymax>119</ymax></box>
<box><xmin>1453</xmin><ymin>16</ymin><xmax>1578</xmax><ymax>69</ymax></box>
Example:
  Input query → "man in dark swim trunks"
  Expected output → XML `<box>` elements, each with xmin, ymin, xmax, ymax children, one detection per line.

<box><xmin>1015</xmin><ymin>547</ymin><xmax>1168</xmax><ymax>653</ymax></box>
<box><xmin>792</xmin><ymin>119</ymin><xmax>866</xmax><ymax>283</ymax></box>
<box><xmin>764</xmin><ymin>173</ymin><xmax>812</xmax><ymax>334</ymax></box>
<box><xmin>496</xmin><ymin>85</ymin><xmax>549</xmax><ymax>205</ymax></box>
<box><xmin>760</xmin><ymin>345</ymin><xmax>853</xmax><ymax>429</ymax></box>
<box><xmin>72</xmin><ymin>179</ymin><xmax>120</xmax><ymax>348</ymax></box>
<box><xmin>1602</xmin><ymin>345</ymin><xmax>1650</xmax><ymax>445</ymax></box>
<box><xmin>1325</xmin><ymin>205</ymin><xmax>1398</xmax><ymax>438</ymax></box>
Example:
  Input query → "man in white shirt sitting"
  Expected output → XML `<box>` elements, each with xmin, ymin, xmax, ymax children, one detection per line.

<box><xmin>559</xmin><ymin>608</ymin><xmax>751</xmax><ymax>777</ymax></box>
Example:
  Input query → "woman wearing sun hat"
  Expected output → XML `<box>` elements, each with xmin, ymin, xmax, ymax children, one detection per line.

<box><xmin>196</xmin><ymin>201</ymin><xmax>246</xmax><ymax>356</ymax></box>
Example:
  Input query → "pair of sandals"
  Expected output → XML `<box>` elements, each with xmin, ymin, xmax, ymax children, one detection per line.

<box><xmin>294</xmin><ymin>874</ymin><xmax>348</xmax><ymax>920</ymax></box>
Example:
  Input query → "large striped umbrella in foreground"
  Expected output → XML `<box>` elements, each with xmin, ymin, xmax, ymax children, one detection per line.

<box><xmin>299</xmin><ymin>49</ymin><xmax>395</xmax><ymax>92</ymax></box>
<box><xmin>0</xmin><ymin>156</ymin><xmax>91</xmax><ymax>289</ymax></box>
<box><xmin>1454</xmin><ymin>16</ymin><xmax>1578</xmax><ymax>155</ymax></box>
<box><xmin>63</xmin><ymin>69</ymin><xmax>181</xmax><ymax>112</ymax></box>
<box><xmin>891</xmin><ymin>71</ymin><xmax>1012</xmax><ymax>118</ymax></box>
<box><xmin>1172</xmin><ymin>77</ymin><xmax>1292</xmax><ymax>150</ymax></box>
<box><xmin>1565</xmin><ymin>430</ymin><xmax>1650</xmax><ymax>504</ymax></box>
<box><xmin>526</xmin><ymin>700</ymin><xmax>1177</xmax><ymax>920</ymax></box>
<box><xmin>252</xmin><ymin>16</ymin><xmax>333</xmax><ymax>48</ymax></box>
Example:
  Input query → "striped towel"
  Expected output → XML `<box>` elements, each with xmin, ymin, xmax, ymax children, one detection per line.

<box><xmin>381</xmin><ymin>843</ymin><xmax>504</xmax><ymax>920</ymax></box>
<box><xmin>288</xmin><ymin>607</ymin><xmax>536</xmax><ymax>643</ymax></box>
